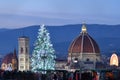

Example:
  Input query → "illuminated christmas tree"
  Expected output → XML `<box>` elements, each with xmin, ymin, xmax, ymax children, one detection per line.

<box><xmin>31</xmin><ymin>24</ymin><xmax>56</xmax><ymax>72</ymax></box>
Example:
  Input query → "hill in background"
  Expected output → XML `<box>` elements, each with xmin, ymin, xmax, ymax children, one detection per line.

<box><xmin>0</xmin><ymin>24</ymin><xmax>120</xmax><ymax>59</ymax></box>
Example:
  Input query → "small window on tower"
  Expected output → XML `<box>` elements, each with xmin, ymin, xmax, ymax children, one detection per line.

<box><xmin>20</xmin><ymin>66</ymin><xmax>24</xmax><ymax>69</ymax></box>
<box><xmin>21</xmin><ymin>47</ymin><xmax>23</xmax><ymax>53</ymax></box>
<box><xmin>20</xmin><ymin>58</ymin><xmax>24</xmax><ymax>61</ymax></box>
<box><xmin>26</xmin><ymin>47</ymin><xmax>28</xmax><ymax>53</ymax></box>
<box><xmin>26</xmin><ymin>58</ymin><xmax>28</xmax><ymax>62</ymax></box>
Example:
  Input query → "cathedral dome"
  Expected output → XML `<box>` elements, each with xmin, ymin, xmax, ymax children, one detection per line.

<box><xmin>2</xmin><ymin>53</ymin><xmax>14</xmax><ymax>64</ymax></box>
<box><xmin>68</xmin><ymin>24</ymin><xmax>100</xmax><ymax>54</ymax></box>
<box><xmin>1</xmin><ymin>49</ymin><xmax>18</xmax><ymax>71</ymax></box>
<box><xmin>2</xmin><ymin>50</ymin><xmax>17</xmax><ymax>64</ymax></box>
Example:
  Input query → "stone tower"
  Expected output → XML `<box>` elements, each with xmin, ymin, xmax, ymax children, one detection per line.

<box><xmin>18</xmin><ymin>36</ymin><xmax>29</xmax><ymax>71</ymax></box>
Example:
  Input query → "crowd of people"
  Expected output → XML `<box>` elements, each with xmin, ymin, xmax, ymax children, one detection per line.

<box><xmin>0</xmin><ymin>69</ymin><xmax>120</xmax><ymax>80</ymax></box>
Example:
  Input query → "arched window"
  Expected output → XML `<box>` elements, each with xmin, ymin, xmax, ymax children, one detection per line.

<box><xmin>26</xmin><ymin>47</ymin><xmax>28</xmax><ymax>53</ymax></box>
<box><xmin>9</xmin><ymin>63</ymin><xmax>12</xmax><ymax>68</ymax></box>
<box><xmin>86</xmin><ymin>58</ymin><xmax>90</xmax><ymax>61</ymax></box>
<box><xmin>21</xmin><ymin>47</ymin><xmax>23</xmax><ymax>53</ymax></box>
<box><xmin>20</xmin><ymin>58</ymin><xmax>24</xmax><ymax>61</ymax></box>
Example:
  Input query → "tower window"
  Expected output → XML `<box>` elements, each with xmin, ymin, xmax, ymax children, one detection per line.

<box><xmin>26</xmin><ymin>58</ymin><xmax>28</xmax><ymax>62</ymax></box>
<box><xmin>21</xmin><ymin>47</ymin><xmax>23</xmax><ymax>53</ymax></box>
<box><xmin>20</xmin><ymin>58</ymin><xmax>24</xmax><ymax>61</ymax></box>
<box><xmin>26</xmin><ymin>47</ymin><xmax>28</xmax><ymax>53</ymax></box>
<box><xmin>20</xmin><ymin>66</ymin><xmax>24</xmax><ymax>69</ymax></box>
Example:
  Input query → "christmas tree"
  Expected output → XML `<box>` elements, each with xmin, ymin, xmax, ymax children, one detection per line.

<box><xmin>31</xmin><ymin>24</ymin><xmax>56</xmax><ymax>72</ymax></box>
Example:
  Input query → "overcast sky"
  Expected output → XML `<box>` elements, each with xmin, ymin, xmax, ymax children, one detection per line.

<box><xmin>0</xmin><ymin>0</ymin><xmax>120</xmax><ymax>28</ymax></box>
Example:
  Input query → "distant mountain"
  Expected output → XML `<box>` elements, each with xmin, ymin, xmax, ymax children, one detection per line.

<box><xmin>0</xmin><ymin>24</ymin><xmax>120</xmax><ymax>58</ymax></box>
<box><xmin>0</xmin><ymin>28</ymin><xmax>9</xmax><ymax>32</ymax></box>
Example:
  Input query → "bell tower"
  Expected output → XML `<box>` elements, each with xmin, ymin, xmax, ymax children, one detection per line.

<box><xmin>18</xmin><ymin>36</ymin><xmax>29</xmax><ymax>71</ymax></box>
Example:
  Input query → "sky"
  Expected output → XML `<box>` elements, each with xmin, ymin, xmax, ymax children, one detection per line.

<box><xmin>0</xmin><ymin>0</ymin><xmax>120</xmax><ymax>28</ymax></box>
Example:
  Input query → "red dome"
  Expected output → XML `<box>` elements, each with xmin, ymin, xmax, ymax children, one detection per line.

<box><xmin>68</xmin><ymin>24</ymin><xmax>100</xmax><ymax>54</ymax></box>
<box><xmin>2</xmin><ymin>53</ymin><xmax>13</xmax><ymax>64</ymax></box>
<box><xmin>2</xmin><ymin>50</ymin><xmax>17</xmax><ymax>64</ymax></box>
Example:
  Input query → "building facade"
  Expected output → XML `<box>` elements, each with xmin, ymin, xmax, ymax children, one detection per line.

<box><xmin>55</xmin><ymin>59</ymin><xmax>67</xmax><ymax>70</ymax></box>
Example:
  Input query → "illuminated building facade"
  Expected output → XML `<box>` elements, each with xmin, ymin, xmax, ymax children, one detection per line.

<box><xmin>110</xmin><ymin>53</ymin><xmax>119</xmax><ymax>66</ymax></box>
